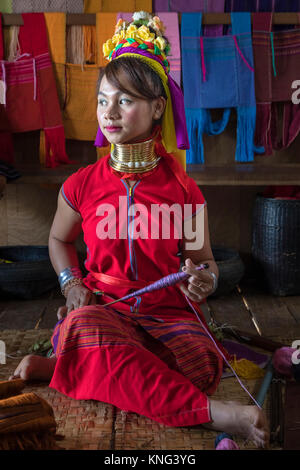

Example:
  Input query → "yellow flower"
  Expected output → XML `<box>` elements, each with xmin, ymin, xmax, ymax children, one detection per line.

<box><xmin>112</xmin><ymin>30</ymin><xmax>126</xmax><ymax>45</ymax></box>
<box><xmin>154</xmin><ymin>36</ymin><xmax>166</xmax><ymax>52</ymax></box>
<box><xmin>126</xmin><ymin>24</ymin><xmax>138</xmax><ymax>37</ymax></box>
<box><xmin>103</xmin><ymin>39</ymin><xmax>114</xmax><ymax>57</ymax></box>
<box><xmin>137</xmin><ymin>25</ymin><xmax>155</xmax><ymax>42</ymax></box>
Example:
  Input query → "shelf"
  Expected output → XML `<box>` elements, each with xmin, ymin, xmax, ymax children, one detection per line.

<box><xmin>3</xmin><ymin>12</ymin><xmax>300</xmax><ymax>26</ymax></box>
<box><xmin>14</xmin><ymin>163</ymin><xmax>83</xmax><ymax>184</ymax></box>
<box><xmin>11</xmin><ymin>163</ymin><xmax>300</xmax><ymax>186</ymax></box>
<box><xmin>186</xmin><ymin>164</ymin><xmax>300</xmax><ymax>186</ymax></box>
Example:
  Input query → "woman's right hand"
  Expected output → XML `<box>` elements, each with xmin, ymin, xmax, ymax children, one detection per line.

<box><xmin>57</xmin><ymin>284</ymin><xmax>97</xmax><ymax>320</ymax></box>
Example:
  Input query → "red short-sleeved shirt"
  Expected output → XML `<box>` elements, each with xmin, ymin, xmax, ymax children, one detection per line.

<box><xmin>62</xmin><ymin>153</ymin><xmax>206</xmax><ymax>319</ymax></box>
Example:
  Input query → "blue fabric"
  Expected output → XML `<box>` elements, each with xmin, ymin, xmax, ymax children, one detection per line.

<box><xmin>181</xmin><ymin>12</ymin><xmax>264</xmax><ymax>163</ymax></box>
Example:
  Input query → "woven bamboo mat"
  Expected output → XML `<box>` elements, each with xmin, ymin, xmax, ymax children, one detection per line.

<box><xmin>0</xmin><ymin>329</ymin><xmax>283</xmax><ymax>451</ymax></box>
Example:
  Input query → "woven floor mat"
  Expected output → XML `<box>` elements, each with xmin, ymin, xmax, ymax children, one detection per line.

<box><xmin>0</xmin><ymin>329</ymin><xmax>283</xmax><ymax>450</ymax></box>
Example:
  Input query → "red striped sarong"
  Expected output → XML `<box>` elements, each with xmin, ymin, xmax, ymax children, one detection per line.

<box><xmin>50</xmin><ymin>305</ymin><xmax>224</xmax><ymax>426</ymax></box>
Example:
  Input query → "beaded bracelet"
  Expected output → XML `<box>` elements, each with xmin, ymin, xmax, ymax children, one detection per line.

<box><xmin>58</xmin><ymin>266</ymin><xmax>84</xmax><ymax>298</ymax></box>
<box><xmin>61</xmin><ymin>278</ymin><xmax>83</xmax><ymax>298</ymax></box>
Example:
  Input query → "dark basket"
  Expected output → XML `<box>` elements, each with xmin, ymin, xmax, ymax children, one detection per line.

<box><xmin>252</xmin><ymin>195</ymin><xmax>300</xmax><ymax>296</ymax></box>
<box><xmin>211</xmin><ymin>246</ymin><xmax>245</xmax><ymax>297</ymax></box>
<box><xmin>0</xmin><ymin>246</ymin><xmax>58</xmax><ymax>300</ymax></box>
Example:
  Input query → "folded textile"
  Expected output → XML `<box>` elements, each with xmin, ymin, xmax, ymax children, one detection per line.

<box><xmin>253</xmin><ymin>13</ymin><xmax>300</xmax><ymax>154</ymax></box>
<box><xmin>0</xmin><ymin>386</ymin><xmax>61</xmax><ymax>450</ymax></box>
<box><xmin>12</xmin><ymin>0</ymin><xmax>83</xmax><ymax>13</ymax></box>
<box><xmin>181</xmin><ymin>12</ymin><xmax>264</xmax><ymax>164</ymax></box>
<box><xmin>0</xmin><ymin>379</ymin><xmax>25</xmax><ymax>399</ymax></box>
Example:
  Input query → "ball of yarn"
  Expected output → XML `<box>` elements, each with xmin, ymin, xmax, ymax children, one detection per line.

<box><xmin>272</xmin><ymin>347</ymin><xmax>295</xmax><ymax>378</ymax></box>
<box><xmin>215</xmin><ymin>432</ymin><xmax>240</xmax><ymax>450</ymax></box>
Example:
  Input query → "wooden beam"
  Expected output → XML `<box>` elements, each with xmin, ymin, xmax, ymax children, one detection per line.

<box><xmin>2</xmin><ymin>12</ymin><xmax>300</xmax><ymax>27</ymax></box>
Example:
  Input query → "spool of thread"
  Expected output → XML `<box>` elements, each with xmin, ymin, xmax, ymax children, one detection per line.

<box><xmin>272</xmin><ymin>347</ymin><xmax>300</xmax><ymax>381</ymax></box>
<box><xmin>215</xmin><ymin>432</ymin><xmax>240</xmax><ymax>450</ymax></box>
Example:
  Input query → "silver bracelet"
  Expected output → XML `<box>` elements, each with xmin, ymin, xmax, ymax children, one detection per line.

<box><xmin>58</xmin><ymin>266</ymin><xmax>83</xmax><ymax>289</ymax></box>
<box><xmin>208</xmin><ymin>271</ymin><xmax>218</xmax><ymax>294</ymax></box>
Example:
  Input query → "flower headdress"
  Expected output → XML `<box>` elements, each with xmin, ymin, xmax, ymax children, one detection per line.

<box><xmin>103</xmin><ymin>11</ymin><xmax>171</xmax><ymax>73</ymax></box>
<box><xmin>95</xmin><ymin>12</ymin><xmax>189</xmax><ymax>169</ymax></box>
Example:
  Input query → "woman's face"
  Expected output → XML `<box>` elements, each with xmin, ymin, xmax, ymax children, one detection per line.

<box><xmin>97</xmin><ymin>72</ymin><xmax>165</xmax><ymax>145</ymax></box>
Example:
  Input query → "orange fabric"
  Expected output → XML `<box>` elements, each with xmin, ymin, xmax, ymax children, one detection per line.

<box><xmin>44</xmin><ymin>12</ymin><xmax>116</xmax><ymax>143</ymax></box>
<box><xmin>91</xmin><ymin>271</ymin><xmax>151</xmax><ymax>289</ymax></box>
<box><xmin>83</xmin><ymin>25</ymin><xmax>96</xmax><ymax>63</ymax></box>
<box><xmin>84</xmin><ymin>0</ymin><xmax>152</xmax><ymax>13</ymax></box>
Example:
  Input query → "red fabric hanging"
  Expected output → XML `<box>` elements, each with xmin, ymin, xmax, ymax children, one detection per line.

<box><xmin>0</xmin><ymin>13</ymin><xmax>72</xmax><ymax>168</ymax></box>
<box><xmin>0</xmin><ymin>13</ymin><xmax>15</xmax><ymax>165</ymax></box>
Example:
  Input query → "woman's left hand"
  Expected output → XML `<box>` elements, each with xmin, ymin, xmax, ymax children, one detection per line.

<box><xmin>179</xmin><ymin>258</ymin><xmax>217</xmax><ymax>302</ymax></box>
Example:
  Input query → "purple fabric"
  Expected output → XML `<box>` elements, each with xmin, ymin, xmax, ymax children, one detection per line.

<box><xmin>223</xmin><ymin>340</ymin><xmax>270</xmax><ymax>367</ymax></box>
<box><xmin>52</xmin><ymin>319</ymin><xmax>64</xmax><ymax>353</ymax></box>
<box><xmin>153</xmin><ymin>0</ymin><xmax>225</xmax><ymax>36</ymax></box>
<box><xmin>94</xmin><ymin>46</ymin><xmax>189</xmax><ymax>150</ymax></box>
<box><xmin>225</xmin><ymin>0</ymin><xmax>300</xmax><ymax>11</ymax></box>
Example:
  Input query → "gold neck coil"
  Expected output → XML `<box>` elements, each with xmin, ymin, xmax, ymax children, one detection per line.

<box><xmin>109</xmin><ymin>136</ymin><xmax>160</xmax><ymax>174</ymax></box>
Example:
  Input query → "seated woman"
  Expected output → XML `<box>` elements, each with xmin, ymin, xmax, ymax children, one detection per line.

<box><xmin>10</xmin><ymin>12</ymin><xmax>269</xmax><ymax>448</ymax></box>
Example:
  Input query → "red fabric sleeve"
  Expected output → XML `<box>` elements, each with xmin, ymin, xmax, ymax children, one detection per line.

<box><xmin>61</xmin><ymin>168</ymin><xmax>87</xmax><ymax>213</ymax></box>
<box><xmin>184</xmin><ymin>177</ymin><xmax>206</xmax><ymax>221</ymax></box>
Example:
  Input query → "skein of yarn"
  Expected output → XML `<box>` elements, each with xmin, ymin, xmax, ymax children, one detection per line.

<box><xmin>215</xmin><ymin>433</ymin><xmax>240</xmax><ymax>450</ymax></box>
<box><xmin>272</xmin><ymin>347</ymin><xmax>300</xmax><ymax>381</ymax></box>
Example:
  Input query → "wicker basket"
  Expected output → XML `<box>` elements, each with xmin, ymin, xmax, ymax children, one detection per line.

<box><xmin>252</xmin><ymin>195</ymin><xmax>300</xmax><ymax>296</ymax></box>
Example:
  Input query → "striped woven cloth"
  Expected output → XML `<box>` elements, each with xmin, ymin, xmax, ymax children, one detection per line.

<box><xmin>52</xmin><ymin>305</ymin><xmax>223</xmax><ymax>396</ymax></box>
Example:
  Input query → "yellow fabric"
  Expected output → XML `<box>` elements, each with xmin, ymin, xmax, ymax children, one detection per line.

<box><xmin>44</xmin><ymin>13</ymin><xmax>66</xmax><ymax>64</ymax></box>
<box><xmin>43</xmin><ymin>13</ymin><xmax>118</xmax><ymax>143</ymax></box>
<box><xmin>96</xmin><ymin>13</ymin><xmax>118</xmax><ymax>67</ymax></box>
<box><xmin>54</xmin><ymin>63</ymin><xmax>99</xmax><ymax>141</ymax></box>
<box><xmin>84</xmin><ymin>0</ymin><xmax>152</xmax><ymax>13</ymax></box>
<box><xmin>83</xmin><ymin>25</ymin><xmax>96</xmax><ymax>64</ymax></box>
<box><xmin>229</xmin><ymin>356</ymin><xmax>265</xmax><ymax>380</ymax></box>
<box><xmin>115</xmin><ymin>52</ymin><xmax>186</xmax><ymax>169</ymax></box>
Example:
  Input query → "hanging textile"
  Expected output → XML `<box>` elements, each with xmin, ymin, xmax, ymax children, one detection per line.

<box><xmin>44</xmin><ymin>12</ymin><xmax>115</xmax><ymax>157</ymax></box>
<box><xmin>84</xmin><ymin>0</ymin><xmax>152</xmax><ymax>13</ymax></box>
<box><xmin>12</xmin><ymin>0</ymin><xmax>83</xmax><ymax>13</ymax></box>
<box><xmin>0</xmin><ymin>1</ymin><xmax>12</xmax><ymax>13</ymax></box>
<box><xmin>153</xmin><ymin>0</ymin><xmax>225</xmax><ymax>37</ymax></box>
<box><xmin>0</xmin><ymin>13</ymin><xmax>71</xmax><ymax>168</ymax></box>
<box><xmin>225</xmin><ymin>0</ymin><xmax>300</xmax><ymax>12</ymax></box>
<box><xmin>252</xmin><ymin>13</ymin><xmax>300</xmax><ymax>154</ymax></box>
<box><xmin>0</xmin><ymin>13</ymin><xmax>14</xmax><ymax>165</ymax></box>
<box><xmin>117</xmin><ymin>11</ymin><xmax>181</xmax><ymax>86</ymax></box>
<box><xmin>181</xmin><ymin>12</ymin><xmax>264</xmax><ymax>164</ymax></box>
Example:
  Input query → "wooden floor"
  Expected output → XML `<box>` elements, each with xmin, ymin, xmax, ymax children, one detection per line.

<box><xmin>0</xmin><ymin>277</ymin><xmax>300</xmax><ymax>451</ymax></box>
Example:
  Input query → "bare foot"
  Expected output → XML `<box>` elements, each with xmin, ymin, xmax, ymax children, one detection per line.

<box><xmin>204</xmin><ymin>400</ymin><xmax>270</xmax><ymax>448</ymax></box>
<box><xmin>9</xmin><ymin>354</ymin><xmax>57</xmax><ymax>382</ymax></box>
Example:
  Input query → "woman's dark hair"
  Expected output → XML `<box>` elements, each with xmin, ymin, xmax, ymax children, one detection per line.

<box><xmin>97</xmin><ymin>56</ymin><xmax>167</xmax><ymax>102</ymax></box>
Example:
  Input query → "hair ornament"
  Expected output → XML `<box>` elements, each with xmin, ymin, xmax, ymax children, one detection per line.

<box><xmin>103</xmin><ymin>12</ymin><xmax>171</xmax><ymax>71</ymax></box>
